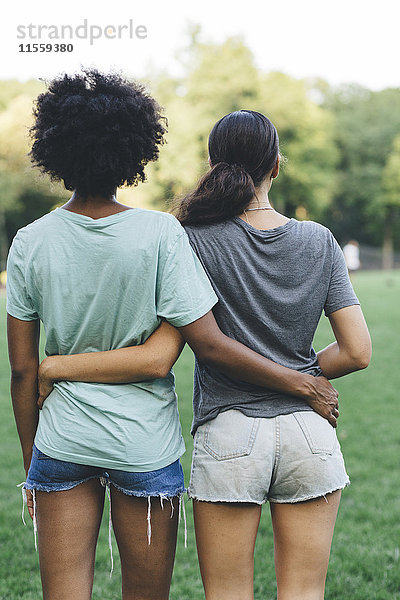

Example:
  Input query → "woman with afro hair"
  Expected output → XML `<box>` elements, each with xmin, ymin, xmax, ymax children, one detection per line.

<box><xmin>7</xmin><ymin>71</ymin><xmax>340</xmax><ymax>599</ymax></box>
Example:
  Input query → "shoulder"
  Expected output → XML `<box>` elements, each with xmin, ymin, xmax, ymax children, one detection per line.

<box><xmin>294</xmin><ymin>219</ymin><xmax>331</xmax><ymax>236</ymax></box>
<box><xmin>293</xmin><ymin>219</ymin><xmax>336</xmax><ymax>246</ymax></box>
<box><xmin>135</xmin><ymin>209</ymin><xmax>184</xmax><ymax>235</ymax></box>
<box><xmin>184</xmin><ymin>220</ymin><xmax>236</xmax><ymax>242</ymax></box>
<box><xmin>11</xmin><ymin>211</ymin><xmax>58</xmax><ymax>250</ymax></box>
<box><xmin>185</xmin><ymin>220</ymin><xmax>232</xmax><ymax>233</ymax></box>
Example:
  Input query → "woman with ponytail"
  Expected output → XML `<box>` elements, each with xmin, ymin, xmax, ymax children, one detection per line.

<box><xmin>177</xmin><ymin>110</ymin><xmax>371</xmax><ymax>600</ymax></box>
<box><xmin>34</xmin><ymin>109</ymin><xmax>371</xmax><ymax>599</ymax></box>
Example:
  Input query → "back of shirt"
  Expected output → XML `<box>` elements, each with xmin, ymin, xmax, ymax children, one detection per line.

<box><xmin>7</xmin><ymin>207</ymin><xmax>217</xmax><ymax>470</ymax></box>
<box><xmin>185</xmin><ymin>217</ymin><xmax>359</xmax><ymax>433</ymax></box>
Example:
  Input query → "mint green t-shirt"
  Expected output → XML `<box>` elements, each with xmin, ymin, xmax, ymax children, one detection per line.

<box><xmin>6</xmin><ymin>207</ymin><xmax>217</xmax><ymax>471</ymax></box>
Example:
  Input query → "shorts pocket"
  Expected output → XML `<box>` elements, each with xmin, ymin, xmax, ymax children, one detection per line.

<box><xmin>293</xmin><ymin>412</ymin><xmax>337</xmax><ymax>455</ymax></box>
<box><xmin>203</xmin><ymin>410</ymin><xmax>260</xmax><ymax>461</ymax></box>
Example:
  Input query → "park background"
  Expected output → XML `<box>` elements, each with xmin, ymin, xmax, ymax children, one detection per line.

<box><xmin>0</xmin><ymin>1</ymin><xmax>399</xmax><ymax>598</ymax></box>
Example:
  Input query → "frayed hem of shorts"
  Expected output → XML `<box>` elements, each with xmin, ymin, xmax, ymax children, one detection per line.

<box><xmin>24</xmin><ymin>474</ymin><xmax>101</xmax><ymax>493</ymax></box>
<box><xmin>18</xmin><ymin>481</ymin><xmax>189</xmax><ymax>575</ymax></box>
<box><xmin>188</xmin><ymin>480</ymin><xmax>350</xmax><ymax>505</ymax></box>
<box><xmin>24</xmin><ymin>478</ymin><xmax>186</xmax><ymax>498</ymax></box>
<box><xmin>109</xmin><ymin>481</ymin><xmax>186</xmax><ymax>498</ymax></box>
<box><xmin>268</xmin><ymin>480</ymin><xmax>350</xmax><ymax>504</ymax></box>
<box><xmin>188</xmin><ymin>492</ymin><xmax>265</xmax><ymax>505</ymax></box>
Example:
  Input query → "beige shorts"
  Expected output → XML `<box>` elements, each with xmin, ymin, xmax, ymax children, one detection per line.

<box><xmin>188</xmin><ymin>409</ymin><xmax>350</xmax><ymax>504</ymax></box>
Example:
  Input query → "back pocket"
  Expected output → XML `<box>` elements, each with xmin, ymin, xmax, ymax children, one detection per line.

<box><xmin>293</xmin><ymin>412</ymin><xmax>337</xmax><ymax>455</ymax></box>
<box><xmin>204</xmin><ymin>410</ymin><xmax>260</xmax><ymax>461</ymax></box>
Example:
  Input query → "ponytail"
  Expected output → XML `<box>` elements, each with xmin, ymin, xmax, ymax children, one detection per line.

<box><xmin>175</xmin><ymin>110</ymin><xmax>279</xmax><ymax>226</ymax></box>
<box><xmin>176</xmin><ymin>162</ymin><xmax>255</xmax><ymax>226</ymax></box>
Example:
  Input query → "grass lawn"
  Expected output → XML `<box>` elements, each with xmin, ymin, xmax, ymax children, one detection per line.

<box><xmin>0</xmin><ymin>269</ymin><xmax>399</xmax><ymax>599</ymax></box>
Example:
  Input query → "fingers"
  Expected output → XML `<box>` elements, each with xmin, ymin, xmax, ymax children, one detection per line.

<box><xmin>37</xmin><ymin>381</ymin><xmax>54</xmax><ymax>409</ymax></box>
<box><xmin>26</xmin><ymin>489</ymin><xmax>34</xmax><ymax>520</ymax></box>
<box><xmin>326</xmin><ymin>405</ymin><xmax>340</xmax><ymax>428</ymax></box>
<box><xmin>327</xmin><ymin>412</ymin><xmax>337</xmax><ymax>428</ymax></box>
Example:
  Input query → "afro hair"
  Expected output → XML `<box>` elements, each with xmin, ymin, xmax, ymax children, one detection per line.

<box><xmin>29</xmin><ymin>69</ymin><xmax>167</xmax><ymax>197</ymax></box>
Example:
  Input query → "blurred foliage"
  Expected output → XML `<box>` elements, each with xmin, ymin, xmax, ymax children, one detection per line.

<box><xmin>381</xmin><ymin>134</ymin><xmax>400</xmax><ymax>267</ymax></box>
<box><xmin>0</xmin><ymin>35</ymin><xmax>400</xmax><ymax>269</ymax></box>
<box><xmin>0</xmin><ymin>80</ymin><xmax>67</xmax><ymax>267</ymax></box>
<box><xmin>140</xmin><ymin>37</ymin><xmax>338</xmax><ymax>222</ymax></box>
<box><xmin>320</xmin><ymin>85</ymin><xmax>400</xmax><ymax>256</ymax></box>
<box><xmin>383</xmin><ymin>134</ymin><xmax>400</xmax><ymax>208</ymax></box>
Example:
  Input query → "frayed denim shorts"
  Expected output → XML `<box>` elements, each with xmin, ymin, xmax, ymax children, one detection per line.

<box><xmin>188</xmin><ymin>409</ymin><xmax>350</xmax><ymax>504</ymax></box>
<box><xmin>23</xmin><ymin>445</ymin><xmax>187</xmax><ymax>561</ymax></box>
<box><xmin>26</xmin><ymin>444</ymin><xmax>185</xmax><ymax>498</ymax></box>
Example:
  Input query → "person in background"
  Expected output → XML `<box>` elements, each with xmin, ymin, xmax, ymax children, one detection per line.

<box><xmin>343</xmin><ymin>240</ymin><xmax>361</xmax><ymax>278</ymax></box>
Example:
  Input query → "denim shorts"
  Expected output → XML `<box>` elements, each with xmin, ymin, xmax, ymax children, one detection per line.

<box><xmin>23</xmin><ymin>445</ymin><xmax>187</xmax><ymax>558</ymax></box>
<box><xmin>26</xmin><ymin>444</ymin><xmax>185</xmax><ymax>498</ymax></box>
<box><xmin>188</xmin><ymin>409</ymin><xmax>350</xmax><ymax>504</ymax></box>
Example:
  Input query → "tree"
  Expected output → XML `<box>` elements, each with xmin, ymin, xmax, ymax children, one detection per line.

<box><xmin>136</xmin><ymin>36</ymin><xmax>338</xmax><ymax>221</ymax></box>
<box><xmin>136</xmin><ymin>35</ymin><xmax>262</xmax><ymax>209</ymax></box>
<box><xmin>322</xmin><ymin>85</ymin><xmax>400</xmax><ymax>252</ymax></box>
<box><xmin>382</xmin><ymin>134</ymin><xmax>400</xmax><ymax>268</ymax></box>
<box><xmin>254</xmin><ymin>72</ymin><xmax>338</xmax><ymax>220</ymax></box>
<box><xmin>0</xmin><ymin>86</ymin><xmax>66</xmax><ymax>268</ymax></box>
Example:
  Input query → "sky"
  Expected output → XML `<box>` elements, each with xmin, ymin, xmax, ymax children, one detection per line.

<box><xmin>1</xmin><ymin>0</ymin><xmax>400</xmax><ymax>90</ymax></box>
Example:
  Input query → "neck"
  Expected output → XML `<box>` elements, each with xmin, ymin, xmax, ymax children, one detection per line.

<box><xmin>246</xmin><ymin>179</ymin><xmax>272</xmax><ymax>209</ymax></box>
<box><xmin>62</xmin><ymin>191</ymin><xmax>132</xmax><ymax>219</ymax></box>
<box><xmin>246</xmin><ymin>195</ymin><xmax>272</xmax><ymax>210</ymax></box>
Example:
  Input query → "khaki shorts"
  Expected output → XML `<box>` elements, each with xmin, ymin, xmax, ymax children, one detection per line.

<box><xmin>188</xmin><ymin>409</ymin><xmax>349</xmax><ymax>504</ymax></box>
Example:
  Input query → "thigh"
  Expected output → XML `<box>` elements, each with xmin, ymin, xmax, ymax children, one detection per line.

<box><xmin>270</xmin><ymin>490</ymin><xmax>341</xmax><ymax>600</ymax></box>
<box><xmin>193</xmin><ymin>500</ymin><xmax>262</xmax><ymax>600</ymax></box>
<box><xmin>110</xmin><ymin>488</ymin><xmax>179</xmax><ymax>600</ymax></box>
<box><xmin>36</xmin><ymin>478</ymin><xmax>105</xmax><ymax>600</ymax></box>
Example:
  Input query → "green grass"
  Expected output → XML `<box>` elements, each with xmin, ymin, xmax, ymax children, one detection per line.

<box><xmin>1</xmin><ymin>270</ymin><xmax>399</xmax><ymax>599</ymax></box>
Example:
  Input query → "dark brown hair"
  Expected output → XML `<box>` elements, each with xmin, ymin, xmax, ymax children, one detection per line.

<box><xmin>176</xmin><ymin>110</ymin><xmax>279</xmax><ymax>226</ymax></box>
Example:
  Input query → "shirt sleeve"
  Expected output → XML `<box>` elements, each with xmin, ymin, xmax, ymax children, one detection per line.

<box><xmin>156</xmin><ymin>230</ymin><xmax>218</xmax><ymax>327</ymax></box>
<box><xmin>6</xmin><ymin>233</ymin><xmax>39</xmax><ymax>321</ymax></box>
<box><xmin>324</xmin><ymin>234</ymin><xmax>360</xmax><ymax>316</ymax></box>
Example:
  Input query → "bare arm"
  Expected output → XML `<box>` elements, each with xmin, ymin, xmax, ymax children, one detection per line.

<box><xmin>7</xmin><ymin>315</ymin><xmax>40</xmax><ymax>476</ymax></box>
<box><xmin>317</xmin><ymin>305</ymin><xmax>372</xmax><ymax>379</ymax></box>
<box><xmin>178</xmin><ymin>311</ymin><xmax>339</xmax><ymax>426</ymax></box>
<box><xmin>39</xmin><ymin>312</ymin><xmax>339</xmax><ymax>427</ymax></box>
<box><xmin>38</xmin><ymin>320</ymin><xmax>185</xmax><ymax>407</ymax></box>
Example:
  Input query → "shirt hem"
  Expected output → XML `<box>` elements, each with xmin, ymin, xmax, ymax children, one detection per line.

<box><xmin>6</xmin><ymin>306</ymin><xmax>39</xmax><ymax>321</ymax></box>
<box><xmin>324</xmin><ymin>298</ymin><xmax>360</xmax><ymax>317</ymax></box>
<box><xmin>166</xmin><ymin>296</ymin><xmax>218</xmax><ymax>327</ymax></box>
<box><xmin>34</xmin><ymin>439</ymin><xmax>186</xmax><ymax>473</ymax></box>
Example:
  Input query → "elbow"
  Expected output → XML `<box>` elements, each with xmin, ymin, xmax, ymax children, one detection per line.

<box><xmin>156</xmin><ymin>363</ymin><xmax>173</xmax><ymax>380</ymax></box>
<box><xmin>354</xmin><ymin>354</ymin><xmax>371</xmax><ymax>370</ymax></box>
<box><xmin>150</xmin><ymin>358</ymin><xmax>173</xmax><ymax>380</ymax></box>
<box><xmin>10</xmin><ymin>364</ymin><xmax>38</xmax><ymax>382</ymax></box>
<box><xmin>350</xmin><ymin>357</ymin><xmax>369</xmax><ymax>371</ymax></box>
<box><xmin>191</xmin><ymin>341</ymin><xmax>218</xmax><ymax>365</ymax></box>
<box><xmin>349</xmin><ymin>346</ymin><xmax>372</xmax><ymax>371</ymax></box>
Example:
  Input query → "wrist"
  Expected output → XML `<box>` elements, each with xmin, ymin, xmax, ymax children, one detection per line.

<box><xmin>38</xmin><ymin>356</ymin><xmax>59</xmax><ymax>383</ymax></box>
<box><xmin>23</xmin><ymin>448</ymin><xmax>33</xmax><ymax>476</ymax></box>
<box><xmin>291</xmin><ymin>372</ymin><xmax>316</xmax><ymax>400</ymax></box>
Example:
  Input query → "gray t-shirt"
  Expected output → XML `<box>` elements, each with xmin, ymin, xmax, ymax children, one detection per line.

<box><xmin>185</xmin><ymin>217</ymin><xmax>359</xmax><ymax>434</ymax></box>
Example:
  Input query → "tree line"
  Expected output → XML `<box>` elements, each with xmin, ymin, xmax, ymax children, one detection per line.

<box><xmin>0</xmin><ymin>35</ymin><xmax>399</xmax><ymax>270</ymax></box>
